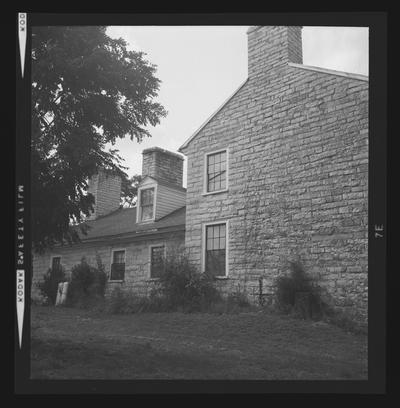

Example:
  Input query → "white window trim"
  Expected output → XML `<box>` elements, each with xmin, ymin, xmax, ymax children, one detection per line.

<box><xmin>136</xmin><ymin>184</ymin><xmax>157</xmax><ymax>223</ymax></box>
<box><xmin>49</xmin><ymin>255</ymin><xmax>62</xmax><ymax>268</ymax></box>
<box><xmin>201</xmin><ymin>220</ymin><xmax>229</xmax><ymax>278</ymax></box>
<box><xmin>109</xmin><ymin>248</ymin><xmax>126</xmax><ymax>282</ymax></box>
<box><xmin>148</xmin><ymin>244</ymin><xmax>166</xmax><ymax>280</ymax></box>
<box><xmin>202</xmin><ymin>148</ymin><xmax>229</xmax><ymax>196</ymax></box>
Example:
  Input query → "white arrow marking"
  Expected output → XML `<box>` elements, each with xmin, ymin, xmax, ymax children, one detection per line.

<box><xmin>18</xmin><ymin>13</ymin><xmax>27</xmax><ymax>79</ymax></box>
<box><xmin>16</xmin><ymin>269</ymin><xmax>25</xmax><ymax>348</ymax></box>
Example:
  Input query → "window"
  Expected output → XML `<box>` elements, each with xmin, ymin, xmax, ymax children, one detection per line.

<box><xmin>150</xmin><ymin>245</ymin><xmax>165</xmax><ymax>278</ymax></box>
<box><xmin>110</xmin><ymin>250</ymin><xmax>125</xmax><ymax>281</ymax></box>
<box><xmin>139</xmin><ymin>188</ymin><xmax>155</xmax><ymax>221</ymax></box>
<box><xmin>206</xmin><ymin>150</ymin><xmax>227</xmax><ymax>193</ymax></box>
<box><xmin>51</xmin><ymin>256</ymin><xmax>61</xmax><ymax>270</ymax></box>
<box><xmin>204</xmin><ymin>223</ymin><xmax>227</xmax><ymax>277</ymax></box>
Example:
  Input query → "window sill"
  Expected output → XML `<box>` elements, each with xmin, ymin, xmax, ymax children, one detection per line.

<box><xmin>108</xmin><ymin>280</ymin><xmax>124</xmax><ymax>283</ymax></box>
<box><xmin>213</xmin><ymin>276</ymin><xmax>229</xmax><ymax>280</ymax></box>
<box><xmin>147</xmin><ymin>277</ymin><xmax>160</xmax><ymax>282</ymax></box>
<box><xmin>202</xmin><ymin>189</ymin><xmax>228</xmax><ymax>197</ymax></box>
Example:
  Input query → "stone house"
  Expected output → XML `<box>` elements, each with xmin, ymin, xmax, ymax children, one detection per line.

<box><xmin>32</xmin><ymin>147</ymin><xmax>186</xmax><ymax>299</ymax></box>
<box><xmin>178</xmin><ymin>26</ymin><xmax>368</xmax><ymax>319</ymax></box>
<box><xmin>32</xmin><ymin>26</ymin><xmax>368</xmax><ymax>320</ymax></box>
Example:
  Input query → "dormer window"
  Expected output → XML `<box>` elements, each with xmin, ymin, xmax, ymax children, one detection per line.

<box><xmin>139</xmin><ymin>187</ymin><xmax>155</xmax><ymax>222</ymax></box>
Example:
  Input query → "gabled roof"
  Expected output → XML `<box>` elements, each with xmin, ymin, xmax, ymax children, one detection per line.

<box><xmin>178</xmin><ymin>61</ymin><xmax>368</xmax><ymax>153</ymax></box>
<box><xmin>178</xmin><ymin>78</ymin><xmax>249</xmax><ymax>152</ymax></box>
<box><xmin>73</xmin><ymin>206</ymin><xmax>185</xmax><ymax>243</ymax></box>
<box><xmin>288</xmin><ymin>62</ymin><xmax>368</xmax><ymax>82</ymax></box>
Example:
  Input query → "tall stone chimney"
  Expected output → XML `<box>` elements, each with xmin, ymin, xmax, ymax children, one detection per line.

<box><xmin>87</xmin><ymin>169</ymin><xmax>122</xmax><ymax>219</ymax></box>
<box><xmin>247</xmin><ymin>26</ymin><xmax>303</xmax><ymax>78</ymax></box>
<box><xmin>142</xmin><ymin>147</ymin><xmax>184</xmax><ymax>187</ymax></box>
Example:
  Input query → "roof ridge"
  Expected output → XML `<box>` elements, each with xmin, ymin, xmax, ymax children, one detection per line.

<box><xmin>178</xmin><ymin>78</ymin><xmax>249</xmax><ymax>152</ymax></box>
<box><xmin>288</xmin><ymin>62</ymin><xmax>368</xmax><ymax>82</ymax></box>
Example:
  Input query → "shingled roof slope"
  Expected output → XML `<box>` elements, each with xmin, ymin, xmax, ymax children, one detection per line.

<box><xmin>76</xmin><ymin>206</ymin><xmax>185</xmax><ymax>241</ymax></box>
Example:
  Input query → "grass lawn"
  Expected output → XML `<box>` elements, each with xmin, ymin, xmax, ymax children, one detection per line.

<box><xmin>31</xmin><ymin>305</ymin><xmax>367</xmax><ymax>380</ymax></box>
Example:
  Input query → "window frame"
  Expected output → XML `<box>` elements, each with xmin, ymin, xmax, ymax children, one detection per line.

<box><xmin>137</xmin><ymin>184</ymin><xmax>157</xmax><ymax>223</ymax></box>
<box><xmin>201</xmin><ymin>220</ymin><xmax>229</xmax><ymax>278</ymax></box>
<box><xmin>109</xmin><ymin>248</ymin><xmax>126</xmax><ymax>282</ymax></box>
<box><xmin>148</xmin><ymin>244</ymin><xmax>166</xmax><ymax>280</ymax></box>
<box><xmin>202</xmin><ymin>148</ymin><xmax>229</xmax><ymax>195</ymax></box>
<box><xmin>49</xmin><ymin>255</ymin><xmax>62</xmax><ymax>269</ymax></box>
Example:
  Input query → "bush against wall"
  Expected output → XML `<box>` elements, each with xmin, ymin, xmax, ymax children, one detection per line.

<box><xmin>274</xmin><ymin>261</ymin><xmax>325</xmax><ymax>319</ymax></box>
<box><xmin>67</xmin><ymin>255</ymin><xmax>107</xmax><ymax>307</ymax></box>
<box><xmin>158</xmin><ymin>252</ymin><xmax>222</xmax><ymax>312</ymax></box>
<box><xmin>37</xmin><ymin>265</ymin><xmax>66</xmax><ymax>305</ymax></box>
<box><xmin>104</xmin><ymin>250</ymin><xmax>255</xmax><ymax>315</ymax></box>
<box><xmin>105</xmin><ymin>286</ymin><xmax>169</xmax><ymax>314</ymax></box>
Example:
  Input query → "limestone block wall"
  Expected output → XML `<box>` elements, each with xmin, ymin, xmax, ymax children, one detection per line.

<box><xmin>142</xmin><ymin>147</ymin><xmax>184</xmax><ymax>187</ymax></box>
<box><xmin>87</xmin><ymin>170</ymin><xmax>122</xmax><ymax>219</ymax></box>
<box><xmin>181</xmin><ymin>64</ymin><xmax>368</xmax><ymax>320</ymax></box>
<box><xmin>31</xmin><ymin>231</ymin><xmax>185</xmax><ymax>301</ymax></box>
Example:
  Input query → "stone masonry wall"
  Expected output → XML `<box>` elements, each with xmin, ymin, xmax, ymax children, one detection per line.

<box><xmin>247</xmin><ymin>26</ymin><xmax>303</xmax><ymax>79</ymax></box>
<box><xmin>31</xmin><ymin>231</ymin><xmax>185</xmax><ymax>302</ymax></box>
<box><xmin>142</xmin><ymin>147</ymin><xmax>184</xmax><ymax>187</ymax></box>
<box><xmin>181</xmin><ymin>28</ymin><xmax>368</xmax><ymax>321</ymax></box>
<box><xmin>87</xmin><ymin>170</ymin><xmax>122</xmax><ymax>219</ymax></box>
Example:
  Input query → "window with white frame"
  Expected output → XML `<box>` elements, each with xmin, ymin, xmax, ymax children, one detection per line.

<box><xmin>110</xmin><ymin>250</ymin><xmax>125</xmax><ymax>281</ymax></box>
<box><xmin>150</xmin><ymin>245</ymin><xmax>165</xmax><ymax>278</ymax></box>
<box><xmin>204</xmin><ymin>223</ymin><xmax>227</xmax><ymax>277</ymax></box>
<box><xmin>205</xmin><ymin>150</ymin><xmax>227</xmax><ymax>193</ymax></box>
<box><xmin>139</xmin><ymin>188</ymin><xmax>155</xmax><ymax>221</ymax></box>
<box><xmin>51</xmin><ymin>256</ymin><xmax>61</xmax><ymax>270</ymax></box>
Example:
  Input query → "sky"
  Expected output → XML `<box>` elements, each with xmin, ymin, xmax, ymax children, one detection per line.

<box><xmin>105</xmin><ymin>26</ymin><xmax>369</xmax><ymax>185</ymax></box>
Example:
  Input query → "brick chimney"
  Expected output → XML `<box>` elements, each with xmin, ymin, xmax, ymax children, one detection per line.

<box><xmin>247</xmin><ymin>26</ymin><xmax>302</xmax><ymax>78</ymax></box>
<box><xmin>142</xmin><ymin>147</ymin><xmax>184</xmax><ymax>187</ymax></box>
<box><xmin>87</xmin><ymin>169</ymin><xmax>122</xmax><ymax>219</ymax></box>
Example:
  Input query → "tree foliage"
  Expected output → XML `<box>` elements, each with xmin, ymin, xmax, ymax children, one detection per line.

<box><xmin>31</xmin><ymin>26</ymin><xmax>166</xmax><ymax>252</ymax></box>
<box><xmin>120</xmin><ymin>174</ymin><xmax>142</xmax><ymax>208</ymax></box>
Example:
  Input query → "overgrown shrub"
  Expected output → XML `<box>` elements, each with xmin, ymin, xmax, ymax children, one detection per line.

<box><xmin>104</xmin><ymin>253</ymin><xmax>222</xmax><ymax>314</ymax></box>
<box><xmin>106</xmin><ymin>286</ymin><xmax>168</xmax><ymax>314</ymax></box>
<box><xmin>207</xmin><ymin>289</ymin><xmax>253</xmax><ymax>314</ymax></box>
<box><xmin>227</xmin><ymin>288</ymin><xmax>251</xmax><ymax>308</ymax></box>
<box><xmin>37</xmin><ymin>265</ymin><xmax>66</xmax><ymax>305</ymax></box>
<box><xmin>67</xmin><ymin>255</ymin><xmax>107</xmax><ymax>307</ymax></box>
<box><xmin>158</xmin><ymin>253</ymin><xmax>221</xmax><ymax>312</ymax></box>
<box><xmin>274</xmin><ymin>261</ymin><xmax>323</xmax><ymax>318</ymax></box>
<box><xmin>105</xmin><ymin>286</ymin><xmax>127</xmax><ymax>314</ymax></box>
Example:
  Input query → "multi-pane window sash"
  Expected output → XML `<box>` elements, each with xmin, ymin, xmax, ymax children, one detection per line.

<box><xmin>207</xmin><ymin>151</ymin><xmax>227</xmax><ymax>192</ymax></box>
<box><xmin>111</xmin><ymin>250</ymin><xmax>125</xmax><ymax>280</ymax></box>
<box><xmin>140</xmin><ymin>188</ymin><xmax>154</xmax><ymax>221</ymax></box>
<box><xmin>51</xmin><ymin>257</ymin><xmax>61</xmax><ymax>270</ymax></box>
<box><xmin>150</xmin><ymin>246</ymin><xmax>165</xmax><ymax>278</ymax></box>
<box><xmin>205</xmin><ymin>224</ymin><xmax>226</xmax><ymax>277</ymax></box>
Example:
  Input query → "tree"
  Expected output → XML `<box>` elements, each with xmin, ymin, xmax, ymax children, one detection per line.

<box><xmin>120</xmin><ymin>174</ymin><xmax>142</xmax><ymax>208</ymax></box>
<box><xmin>31</xmin><ymin>26</ymin><xmax>167</xmax><ymax>253</ymax></box>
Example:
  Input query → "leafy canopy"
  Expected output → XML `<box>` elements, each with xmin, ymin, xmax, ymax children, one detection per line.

<box><xmin>31</xmin><ymin>26</ymin><xmax>166</xmax><ymax>253</ymax></box>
